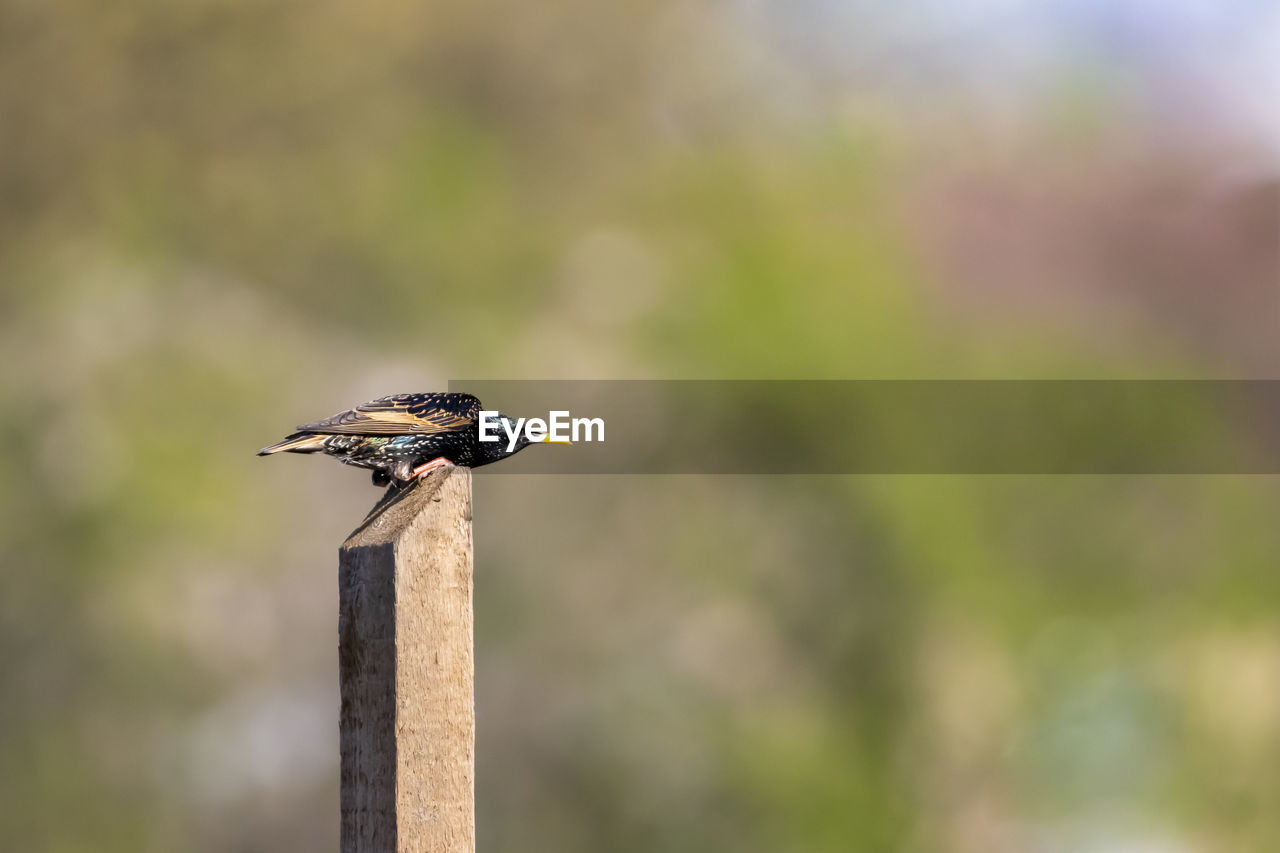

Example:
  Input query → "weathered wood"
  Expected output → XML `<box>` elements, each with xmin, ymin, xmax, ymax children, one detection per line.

<box><xmin>339</xmin><ymin>468</ymin><xmax>475</xmax><ymax>853</ymax></box>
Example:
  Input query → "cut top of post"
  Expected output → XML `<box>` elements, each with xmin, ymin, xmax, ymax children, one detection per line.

<box><xmin>343</xmin><ymin>468</ymin><xmax>472</xmax><ymax>549</ymax></box>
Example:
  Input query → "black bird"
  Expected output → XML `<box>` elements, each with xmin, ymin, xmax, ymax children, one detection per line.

<box><xmin>258</xmin><ymin>392</ymin><xmax>554</xmax><ymax>486</ymax></box>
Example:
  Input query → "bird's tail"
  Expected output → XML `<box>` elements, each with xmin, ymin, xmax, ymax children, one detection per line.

<box><xmin>257</xmin><ymin>433</ymin><xmax>328</xmax><ymax>456</ymax></box>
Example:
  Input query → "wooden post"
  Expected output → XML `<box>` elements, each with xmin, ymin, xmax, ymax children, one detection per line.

<box><xmin>339</xmin><ymin>468</ymin><xmax>475</xmax><ymax>853</ymax></box>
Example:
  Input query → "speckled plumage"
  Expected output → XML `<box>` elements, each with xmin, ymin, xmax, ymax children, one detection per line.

<box><xmin>258</xmin><ymin>392</ymin><xmax>536</xmax><ymax>485</ymax></box>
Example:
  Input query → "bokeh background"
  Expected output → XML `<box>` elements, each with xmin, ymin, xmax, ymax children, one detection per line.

<box><xmin>2</xmin><ymin>1</ymin><xmax>1278</xmax><ymax>850</ymax></box>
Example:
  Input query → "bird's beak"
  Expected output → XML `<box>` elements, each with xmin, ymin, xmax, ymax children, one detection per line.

<box><xmin>539</xmin><ymin>436</ymin><xmax>574</xmax><ymax>445</ymax></box>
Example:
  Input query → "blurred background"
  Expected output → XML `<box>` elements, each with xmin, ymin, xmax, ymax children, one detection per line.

<box><xmin>1</xmin><ymin>1</ymin><xmax>1277</xmax><ymax>850</ymax></box>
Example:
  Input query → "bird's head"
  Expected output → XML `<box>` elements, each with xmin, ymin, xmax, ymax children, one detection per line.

<box><xmin>480</xmin><ymin>412</ymin><xmax>573</xmax><ymax>460</ymax></box>
<box><xmin>495</xmin><ymin>413</ymin><xmax>533</xmax><ymax>451</ymax></box>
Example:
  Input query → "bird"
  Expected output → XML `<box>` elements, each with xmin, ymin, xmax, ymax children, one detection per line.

<box><xmin>258</xmin><ymin>392</ymin><xmax>553</xmax><ymax>487</ymax></box>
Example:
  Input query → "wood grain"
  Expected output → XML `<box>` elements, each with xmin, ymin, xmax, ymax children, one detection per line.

<box><xmin>339</xmin><ymin>468</ymin><xmax>475</xmax><ymax>852</ymax></box>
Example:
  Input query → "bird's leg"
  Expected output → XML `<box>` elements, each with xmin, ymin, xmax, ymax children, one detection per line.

<box><xmin>411</xmin><ymin>457</ymin><xmax>456</xmax><ymax>481</ymax></box>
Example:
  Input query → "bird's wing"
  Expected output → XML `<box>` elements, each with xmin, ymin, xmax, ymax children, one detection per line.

<box><xmin>296</xmin><ymin>393</ymin><xmax>482</xmax><ymax>435</ymax></box>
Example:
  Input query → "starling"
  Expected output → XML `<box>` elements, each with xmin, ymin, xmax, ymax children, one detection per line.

<box><xmin>258</xmin><ymin>392</ymin><xmax>550</xmax><ymax>486</ymax></box>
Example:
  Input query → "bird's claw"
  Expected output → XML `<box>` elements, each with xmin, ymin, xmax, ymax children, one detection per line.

<box><xmin>411</xmin><ymin>457</ymin><xmax>457</xmax><ymax>481</ymax></box>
